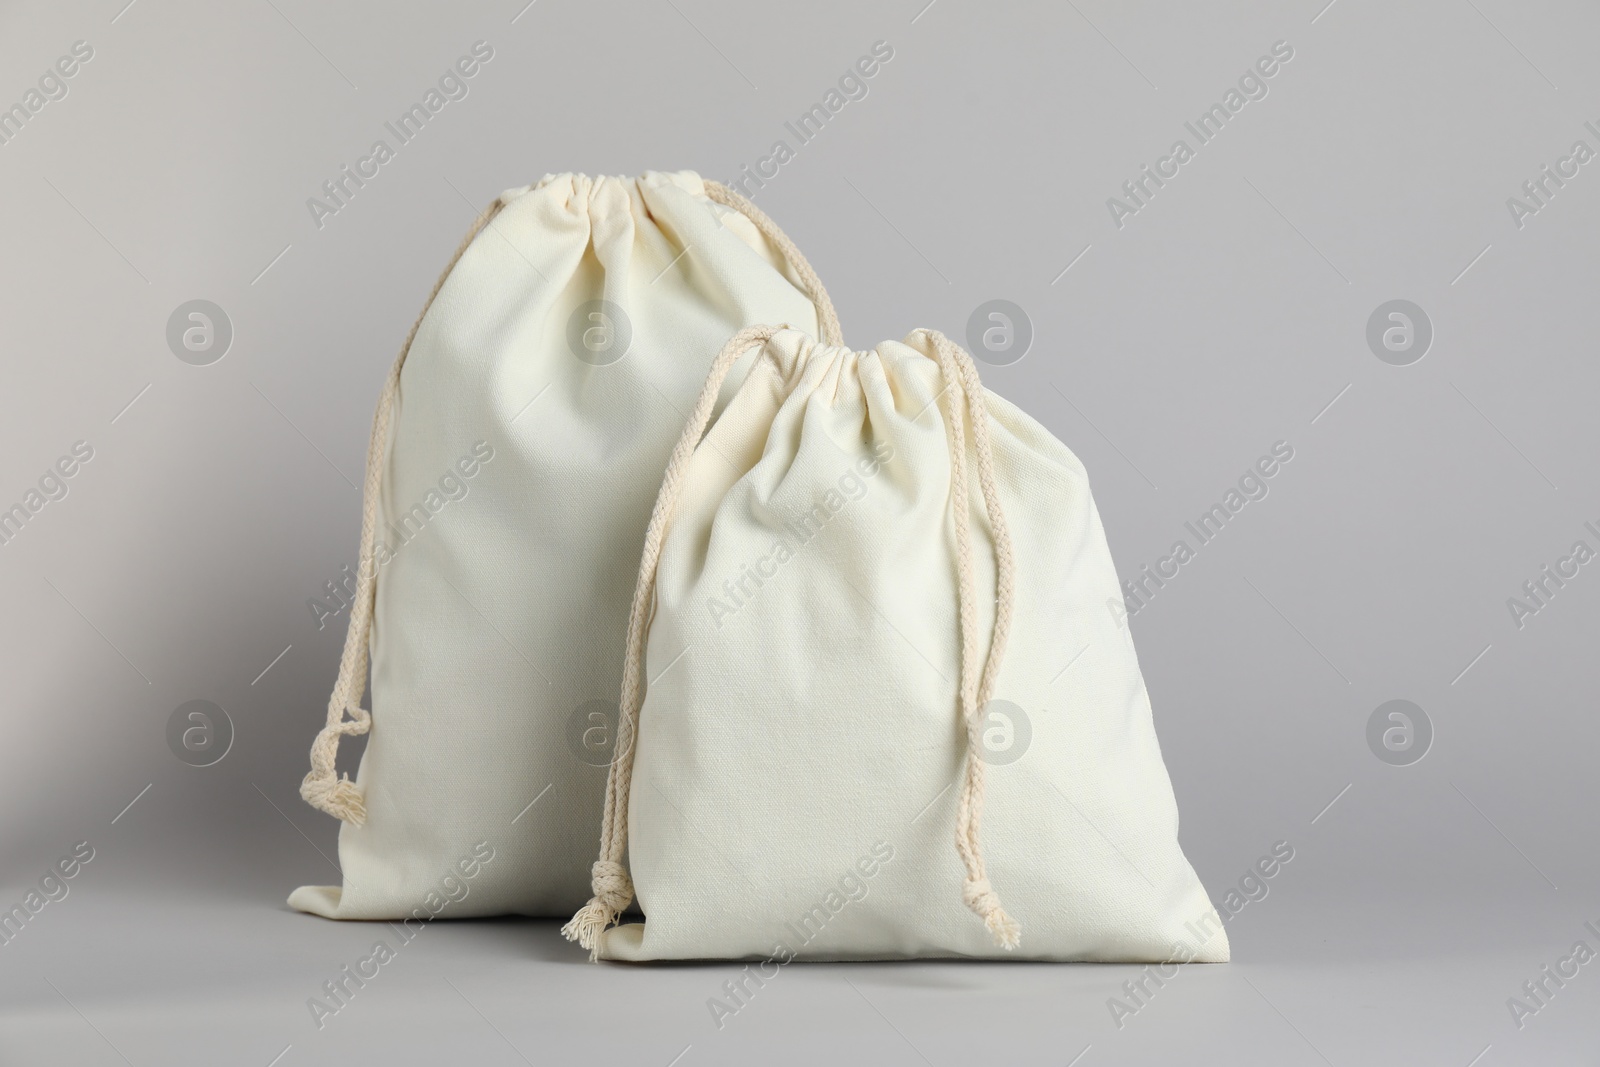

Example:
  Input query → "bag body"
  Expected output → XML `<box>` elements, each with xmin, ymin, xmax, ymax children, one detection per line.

<box><xmin>567</xmin><ymin>327</ymin><xmax>1228</xmax><ymax>962</ymax></box>
<box><xmin>291</xmin><ymin>172</ymin><xmax>840</xmax><ymax>920</ymax></box>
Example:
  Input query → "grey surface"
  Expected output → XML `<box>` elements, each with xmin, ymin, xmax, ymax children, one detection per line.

<box><xmin>1</xmin><ymin>0</ymin><xmax>1597</xmax><ymax>1063</ymax></box>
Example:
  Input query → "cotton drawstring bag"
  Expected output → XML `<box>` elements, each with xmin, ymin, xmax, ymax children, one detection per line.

<box><xmin>290</xmin><ymin>173</ymin><xmax>842</xmax><ymax>920</ymax></box>
<box><xmin>565</xmin><ymin>326</ymin><xmax>1228</xmax><ymax>961</ymax></box>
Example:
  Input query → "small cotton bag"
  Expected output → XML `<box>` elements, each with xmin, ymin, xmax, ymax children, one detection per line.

<box><xmin>566</xmin><ymin>326</ymin><xmax>1228</xmax><ymax>962</ymax></box>
<box><xmin>291</xmin><ymin>173</ymin><xmax>842</xmax><ymax>920</ymax></box>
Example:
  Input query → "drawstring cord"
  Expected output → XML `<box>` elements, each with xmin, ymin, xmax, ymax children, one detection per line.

<box><xmin>300</xmin><ymin>200</ymin><xmax>503</xmax><ymax>825</ymax></box>
<box><xmin>923</xmin><ymin>329</ymin><xmax>1020</xmax><ymax>950</ymax></box>
<box><xmin>702</xmin><ymin>181</ymin><xmax>843</xmax><ymax>347</ymax></box>
<box><xmin>562</xmin><ymin>324</ymin><xmax>782</xmax><ymax>956</ymax></box>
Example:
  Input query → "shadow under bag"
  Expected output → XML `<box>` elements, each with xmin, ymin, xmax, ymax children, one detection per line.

<box><xmin>566</xmin><ymin>326</ymin><xmax>1229</xmax><ymax>962</ymax></box>
<box><xmin>291</xmin><ymin>173</ymin><xmax>841</xmax><ymax>920</ymax></box>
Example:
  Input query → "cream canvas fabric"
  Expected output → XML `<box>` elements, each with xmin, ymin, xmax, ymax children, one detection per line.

<box><xmin>566</xmin><ymin>326</ymin><xmax>1228</xmax><ymax>962</ymax></box>
<box><xmin>291</xmin><ymin>172</ymin><xmax>840</xmax><ymax>920</ymax></box>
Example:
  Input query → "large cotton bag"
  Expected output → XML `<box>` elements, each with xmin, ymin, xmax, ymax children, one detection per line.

<box><xmin>566</xmin><ymin>326</ymin><xmax>1228</xmax><ymax>962</ymax></box>
<box><xmin>291</xmin><ymin>173</ymin><xmax>841</xmax><ymax>920</ymax></box>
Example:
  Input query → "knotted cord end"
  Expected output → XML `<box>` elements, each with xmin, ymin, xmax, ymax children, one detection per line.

<box><xmin>963</xmin><ymin>875</ymin><xmax>1021</xmax><ymax>951</ymax></box>
<box><xmin>300</xmin><ymin>772</ymin><xmax>367</xmax><ymax>826</ymax></box>
<box><xmin>561</xmin><ymin>860</ymin><xmax>634</xmax><ymax>961</ymax></box>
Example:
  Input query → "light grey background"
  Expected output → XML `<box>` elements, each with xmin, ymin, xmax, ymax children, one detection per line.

<box><xmin>1</xmin><ymin>0</ymin><xmax>1596</xmax><ymax>1063</ymax></box>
